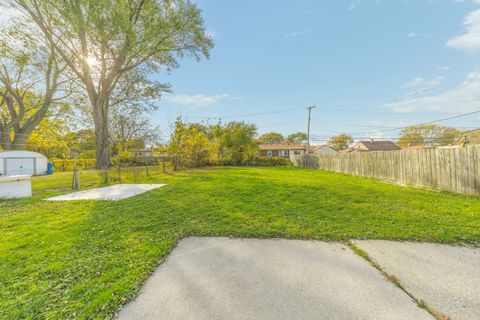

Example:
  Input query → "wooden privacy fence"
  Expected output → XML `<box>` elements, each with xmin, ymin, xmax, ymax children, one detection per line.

<box><xmin>292</xmin><ymin>145</ymin><xmax>480</xmax><ymax>195</ymax></box>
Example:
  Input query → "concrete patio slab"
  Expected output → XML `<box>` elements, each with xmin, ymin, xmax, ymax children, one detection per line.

<box><xmin>354</xmin><ymin>240</ymin><xmax>480</xmax><ymax>320</ymax></box>
<box><xmin>116</xmin><ymin>237</ymin><xmax>432</xmax><ymax>320</ymax></box>
<box><xmin>46</xmin><ymin>184</ymin><xmax>166</xmax><ymax>201</ymax></box>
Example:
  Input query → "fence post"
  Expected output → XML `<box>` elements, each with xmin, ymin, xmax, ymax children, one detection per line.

<box><xmin>72</xmin><ymin>165</ymin><xmax>80</xmax><ymax>190</ymax></box>
<box><xmin>162</xmin><ymin>161</ymin><xmax>166</xmax><ymax>174</ymax></box>
<box><xmin>146</xmin><ymin>162</ymin><xmax>149</xmax><ymax>176</ymax></box>
<box><xmin>104</xmin><ymin>165</ymin><xmax>109</xmax><ymax>184</ymax></box>
<box><xmin>117</xmin><ymin>161</ymin><xmax>122</xmax><ymax>183</ymax></box>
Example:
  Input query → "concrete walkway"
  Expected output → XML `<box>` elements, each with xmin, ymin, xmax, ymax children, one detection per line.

<box><xmin>354</xmin><ymin>240</ymin><xmax>480</xmax><ymax>320</ymax></box>
<box><xmin>116</xmin><ymin>238</ymin><xmax>434</xmax><ymax>320</ymax></box>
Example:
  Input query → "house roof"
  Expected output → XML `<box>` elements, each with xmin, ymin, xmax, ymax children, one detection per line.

<box><xmin>0</xmin><ymin>151</ymin><xmax>47</xmax><ymax>159</ymax></box>
<box><xmin>358</xmin><ymin>140</ymin><xmax>400</xmax><ymax>151</ymax></box>
<box><xmin>308</xmin><ymin>145</ymin><xmax>338</xmax><ymax>153</ymax></box>
<box><xmin>259</xmin><ymin>142</ymin><xmax>305</xmax><ymax>150</ymax></box>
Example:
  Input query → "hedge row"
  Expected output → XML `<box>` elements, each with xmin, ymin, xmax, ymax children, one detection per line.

<box><xmin>250</xmin><ymin>156</ymin><xmax>292</xmax><ymax>167</ymax></box>
<box><xmin>50</xmin><ymin>156</ymin><xmax>291</xmax><ymax>171</ymax></box>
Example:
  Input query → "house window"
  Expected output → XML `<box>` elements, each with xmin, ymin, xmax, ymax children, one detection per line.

<box><xmin>267</xmin><ymin>150</ymin><xmax>273</xmax><ymax>157</ymax></box>
<box><xmin>293</xmin><ymin>150</ymin><xmax>302</xmax><ymax>155</ymax></box>
<box><xmin>279</xmin><ymin>150</ymin><xmax>289</xmax><ymax>157</ymax></box>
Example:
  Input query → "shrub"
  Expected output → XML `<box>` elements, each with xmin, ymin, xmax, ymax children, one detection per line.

<box><xmin>251</xmin><ymin>156</ymin><xmax>292</xmax><ymax>167</ymax></box>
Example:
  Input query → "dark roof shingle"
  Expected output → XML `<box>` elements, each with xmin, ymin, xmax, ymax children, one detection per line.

<box><xmin>358</xmin><ymin>140</ymin><xmax>400</xmax><ymax>151</ymax></box>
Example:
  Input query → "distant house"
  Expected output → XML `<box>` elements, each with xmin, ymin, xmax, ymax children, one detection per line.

<box><xmin>356</xmin><ymin>140</ymin><xmax>401</xmax><ymax>152</ymax></box>
<box><xmin>339</xmin><ymin>140</ymin><xmax>400</xmax><ymax>153</ymax></box>
<box><xmin>308</xmin><ymin>145</ymin><xmax>338</xmax><ymax>154</ymax></box>
<box><xmin>132</xmin><ymin>149</ymin><xmax>155</xmax><ymax>163</ymax></box>
<box><xmin>259</xmin><ymin>142</ymin><xmax>306</xmax><ymax>160</ymax></box>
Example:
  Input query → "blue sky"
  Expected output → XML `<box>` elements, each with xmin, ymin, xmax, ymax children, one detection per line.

<box><xmin>152</xmin><ymin>0</ymin><xmax>480</xmax><ymax>143</ymax></box>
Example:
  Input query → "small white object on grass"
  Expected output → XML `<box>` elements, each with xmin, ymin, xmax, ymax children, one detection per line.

<box><xmin>45</xmin><ymin>184</ymin><xmax>167</xmax><ymax>201</ymax></box>
<box><xmin>0</xmin><ymin>175</ymin><xmax>32</xmax><ymax>199</ymax></box>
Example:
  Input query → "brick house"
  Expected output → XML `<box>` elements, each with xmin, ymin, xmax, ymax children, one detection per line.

<box><xmin>259</xmin><ymin>142</ymin><xmax>306</xmax><ymax>160</ymax></box>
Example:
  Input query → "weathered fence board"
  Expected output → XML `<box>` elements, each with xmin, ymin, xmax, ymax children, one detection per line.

<box><xmin>292</xmin><ymin>145</ymin><xmax>480</xmax><ymax>195</ymax></box>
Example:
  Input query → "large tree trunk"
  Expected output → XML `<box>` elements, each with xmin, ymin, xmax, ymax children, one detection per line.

<box><xmin>0</xmin><ymin>134</ymin><xmax>12</xmax><ymax>150</ymax></box>
<box><xmin>11</xmin><ymin>135</ymin><xmax>27</xmax><ymax>150</ymax></box>
<box><xmin>92</xmin><ymin>96</ymin><xmax>111</xmax><ymax>169</ymax></box>
<box><xmin>95</xmin><ymin>127</ymin><xmax>110</xmax><ymax>169</ymax></box>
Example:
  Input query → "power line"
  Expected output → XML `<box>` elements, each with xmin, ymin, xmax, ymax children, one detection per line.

<box><xmin>310</xmin><ymin>133</ymin><xmax>480</xmax><ymax>138</ymax></box>
<box><xmin>311</xmin><ymin>119</ymin><xmax>405</xmax><ymax>129</ymax></box>
<box><xmin>330</xmin><ymin>108</ymin><xmax>401</xmax><ymax>115</ymax></box>
<box><xmin>313</xmin><ymin>110</ymin><xmax>480</xmax><ymax>136</ymax></box>
<box><xmin>188</xmin><ymin>107</ymin><xmax>307</xmax><ymax>120</ymax></box>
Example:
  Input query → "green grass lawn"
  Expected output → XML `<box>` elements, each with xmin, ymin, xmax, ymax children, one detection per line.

<box><xmin>1</xmin><ymin>166</ymin><xmax>479</xmax><ymax>319</ymax></box>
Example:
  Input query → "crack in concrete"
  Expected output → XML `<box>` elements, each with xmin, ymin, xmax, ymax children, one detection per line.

<box><xmin>346</xmin><ymin>241</ymin><xmax>453</xmax><ymax>320</ymax></box>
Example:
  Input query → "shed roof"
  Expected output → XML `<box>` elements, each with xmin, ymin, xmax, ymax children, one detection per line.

<box><xmin>0</xmin><ymin>150</ymin><xmax>47</xmax><ymax>158</ymax></box>
<box><xmin>358</xmin><ymin>140</ymin><xmax>400</xmax><ymax>151</ymax></box>
<box><xmin>308</xmin><ymin>145</ymin><xmax>338</xmax><ymax>153</ymax></box>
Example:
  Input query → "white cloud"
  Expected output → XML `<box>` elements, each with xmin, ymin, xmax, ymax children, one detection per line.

<box><xmin>284</xmin><ymin>30</ymin><xmax>308</xmax><ymax>40</ymax></box>
<box><xmin>164</xmin><ymin>94</ymin><xmax>231</xmax><ymax>108</ymax></box>
<box><xmin>438</xmin><ymin>66</ymin><xmax>451</xmax><ymax>71</ymax></box>
<box><xmin>348</xmin><ymin>0</ymin><xmax>363</xmax><ymax>11</ymax></box>
<box><xmin>446</xmin><ymin>8</ymin><xmax>480</xmax><ymax>54</ymax></box>
<box><xmin>402</xmin><ymin>76</ymin><xmax>444</xmax><ymax>96</ymax></box>
<box><xmin>449</xmin><ymin>0</ymin><xmax>480</xmax><ymax>3</ymax></box>
<box><xmin>386</xmin><ymin>70</ymin><xmax>480</xmax><ymax>113</ymax></box>
<box><xmin>365</xmin><ymin>132</ymin><xmax>385</xmax><ymax>140</ymax></box>
<box><xmin>407</xmin><ymin>32</ymin><xmax>419</xmax><ymax>38</ymax></box>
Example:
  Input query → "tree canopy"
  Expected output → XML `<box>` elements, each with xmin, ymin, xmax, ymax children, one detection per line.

<box><xmin>328</xmin><ymin>133</ymin><xmax>353</xmax><ymax>151</ymax></box>
<box><xmin>398</xmin><ymin>124</ymin><xmax>461</xmax><ymax>147</ymax></box>
<box><xmin>9</xmin><ymin>0</ymin><xmax>213</xmax><ymax>167</ymax></box>
<box><xmin>258</xmin><ymin>132</ymin><xmax>284</xmax><ymax>144</ymax></box>
<box><xmin>0</xmin><ymin>19</ymin><xmax>72</xmax><ymax>150</ymax></box>
<box><xmin>287</xmin><ymin>132</ymin><xmax>307</xmax><ymax>143</ymax></box>
<box><xmin>167</xmin><ymin>119</ymin><xmax>258</xmax><ymax>168</ymax></box>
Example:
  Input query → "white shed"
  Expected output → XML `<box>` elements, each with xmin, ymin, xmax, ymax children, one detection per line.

<box><xmin>0</xmin><ymin>151</ymin><xmax>48</xmax><ymax>176</ymax></box>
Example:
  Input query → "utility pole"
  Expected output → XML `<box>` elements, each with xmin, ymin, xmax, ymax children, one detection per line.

<box><xmin>307</xmin><ymin>105</ymin><xmax>316</xmax><ymax>148</ymax></box>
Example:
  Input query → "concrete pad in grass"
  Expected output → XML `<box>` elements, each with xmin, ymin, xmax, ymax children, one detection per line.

<box><xmin>116</xmin><ymin>237</ymin><xmax>432</xmax><ymax>320</ymax></box>
<box><xmin>46</xmin><ymin>184</ymin><xmax>166</xmax><ymax>201</ymax></box>
<box><xmin>354</xmin><ymin>240</ymin><xmax>480</xmax><ymax>320</ymax></box>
